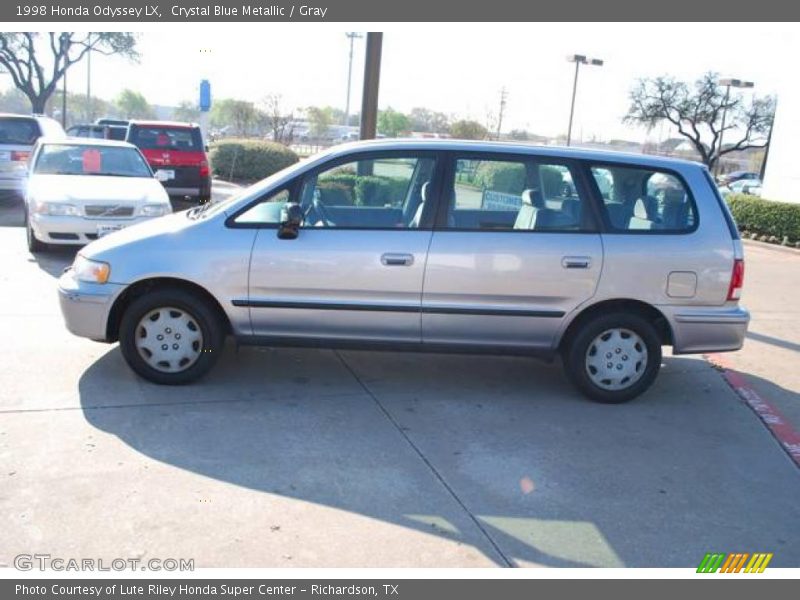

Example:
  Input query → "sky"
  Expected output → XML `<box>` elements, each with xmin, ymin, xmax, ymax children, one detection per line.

<box><xmin>2</xmin><ymin>23</ymin><xmax>798</xmax><ymax>142</ymax></box>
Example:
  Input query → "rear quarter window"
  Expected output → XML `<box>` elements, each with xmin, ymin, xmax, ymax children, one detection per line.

<box><xmin>0</xmin><ymin>118</ymin><xmax>41</xmax><ymax>145</ymax></box>
<box><xmin>588</xmin><ymin>164</ymin><xmax>697</xmax><ymax>233</ymax></box>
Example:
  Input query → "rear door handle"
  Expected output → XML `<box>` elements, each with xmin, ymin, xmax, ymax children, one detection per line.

<box><xmin>562</xmin><ymin>256</ymin><xmax>591</xmax><ymax>269</ymax></box>
<box><xmin>381</xmin><ymin>253</ymin><xmax>414</xmax><ymax>267</ymax></box>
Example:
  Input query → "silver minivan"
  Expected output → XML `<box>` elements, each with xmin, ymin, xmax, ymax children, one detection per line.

<box><xmin>0</xmin><ymin>113</ymin><xmax>65</xmax><ymax>199</ymax></box>
<box><xmin>58</xmin><ymin>140</ymin><xmax>749</xmax><ymax>403</ymax></box>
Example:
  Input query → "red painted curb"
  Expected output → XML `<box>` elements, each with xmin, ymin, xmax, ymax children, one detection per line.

<box><xmin>706</xmin><ymin>353</ymin><xmax>800</xmax><ymax>468</ymax></box>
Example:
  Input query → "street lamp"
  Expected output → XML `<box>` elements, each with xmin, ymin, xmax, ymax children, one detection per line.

<box><xmin>343</xmin><ymin>32</ymin><xmax>363</xmax><ymax>127</ymax></box>
<box><xmin>566</xmin><ymin>54</ymin><xmax>603</xmax><ymax>146</ymax></box>
<box><xmin>715</xmin><ymin>77</ymin><xmax>754</xmax><ymax>177</ymax></box>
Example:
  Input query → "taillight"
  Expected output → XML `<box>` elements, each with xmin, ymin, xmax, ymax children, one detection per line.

<box><xmin>727</xmin><ymin>259</ymin><xmax>745</xmax><ymax>301</ymax></box>
<box><xmin>11</xmin><ymin>151</ymin><xmax>30</xmax><ymax>162</ymax></box>
<box><xmin>199</xmin><ymin>160</ymin><xmax>209</xmax><ymax>178</ymax></box>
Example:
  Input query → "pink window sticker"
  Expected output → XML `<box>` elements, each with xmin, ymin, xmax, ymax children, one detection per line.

<box><xmin>82</xmin><ymin>148</ymin><xmax>102</xmax><ymax>173</ymax></box>
<box><xmin>156</xmin><ymin>133</ymin><xmax>170</xmax><ymax>146</ymax></box>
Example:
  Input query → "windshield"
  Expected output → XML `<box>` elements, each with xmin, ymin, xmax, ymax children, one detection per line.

<box><xmin>130</xmin><ymin>126</ymin><xmax>203</xmax><ymax>151</ymax></box>
<box><xmin>34</xmin><ymin>144</ymin><xmax>153</xmax><ymax>178</ymax></box>
<box><xmin>0</xmin><ymin>118</ymin><xmax>40</xmax><ymax>145</ymax></box>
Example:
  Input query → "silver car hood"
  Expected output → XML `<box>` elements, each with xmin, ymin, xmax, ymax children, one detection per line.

<box><xmin>81</xmin><ymin>210</ymin><xmax>195</xmax><ymax>258</ymax></box>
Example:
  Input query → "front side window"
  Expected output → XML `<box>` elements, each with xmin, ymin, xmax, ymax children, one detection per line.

<box><xmin>444</xmin><ymin>156</ymin><xmax>586</xmax><ymax>231</ymax></box>
<box><xmin>233</xmin><ymin>189</ymin><xmax>291</xmax><ymax>224</ymax></box>
<box><xmin>298</xmin><ymin>155</ymin><xmax>436</xmax><ymax>229</ymax></box>
<box><xmin>589</xmin><ymin>165</ymin><xmax>697</xmax><ymax>232</ymax></box>
<box><xmin>34</xmin><ymin>144</ymin><xmax>152</xmax><ymax>178</ymax></box>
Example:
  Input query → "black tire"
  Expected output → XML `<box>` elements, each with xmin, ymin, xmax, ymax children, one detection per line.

<box><xmin>25</xmin><ymin>207</ymin><xmax>48</xmax><ymax>253</ymax></box>
<box><xmin>563</xmin><ymin>312</ymin><xmax>662</xmax><ymax>404</ymax></box>
<box><xmin>118</xmin><ymin>288</ymin><xmax>225</xmax><ymax>385</ymax></box>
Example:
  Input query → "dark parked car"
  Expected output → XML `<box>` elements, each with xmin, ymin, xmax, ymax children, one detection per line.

<box><xmin>718</xmin><ymin>170</ymin><xmax>759</xmax><ymax>186</ymax></box>
<box><xmin>125</xmin><ymin>120</ymin><xmax>211</xmax><ymax>203</ymax></box>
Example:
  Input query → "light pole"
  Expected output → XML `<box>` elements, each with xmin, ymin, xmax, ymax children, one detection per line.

<box><xmin>86</xmin><ymin>49</ymin><xmax>92</xmax><ymax>122</ymax></box>
<box><xmin>715</xmin><ymin>77</ymin><xmax>754</xmax><ymax>178</ymax></box>
<box><xmin>343</xmin><ymin>32</ymin><xmax>363</xmax><ymax>127</ymax></box>
<box><xmin>566</xmin><ymin>54</ymin><xmax>603</xmax><ymax>146</ymax></box>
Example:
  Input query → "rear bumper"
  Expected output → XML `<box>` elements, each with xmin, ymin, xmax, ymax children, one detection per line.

<box><xmin>58</xmin><ymin>271</ymin><xmax>126</xmax><ymax>342</ymax></box>
<box><xmin>0</xmin><ymin>176</ymin><xmax>26</xmax><ymax>192</ymax></box>
<box><xmin>662</xmin><ymin>305</ymin><xmax>750</xmax><ymax>354</ymax></box>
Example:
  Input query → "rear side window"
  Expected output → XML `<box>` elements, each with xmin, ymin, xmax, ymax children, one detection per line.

<box><xmin>129</xmin><ymin>126</ymin><xmax>203</xmax><ymax>151</ymax></box>
<box><xmin>445</xmin><ymin>155</ymin><xmax>587</xmax><ymax>232</ymax></box>
<box><xmin>0</xmin><ymin>118</ymin><xmax>40</xmax><ymax>145</ymax></box>
<box><xmin>589</xmin><ymin>165</ymin><xmax>697</xmax><ymax>233</ymax></box>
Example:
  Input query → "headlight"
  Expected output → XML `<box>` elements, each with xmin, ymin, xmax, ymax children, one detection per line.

<box><xmin>72</xmin><ymin>255</ymin><xmax>111</xmax><ymax>284</ymax></box>
<box><xmin>32</xmin><ymin>200</ymin><xmax>80</xmax><ymax>216</ymax></box>
<box><xmin>140</xmin><ymin>204</ymin><xmax>171</xmax><ymax>217</ymax></box>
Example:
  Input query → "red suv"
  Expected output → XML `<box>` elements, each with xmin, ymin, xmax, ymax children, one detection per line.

<box><xmin>126</xmin><ymin>121</ymin><xmax>211</xmax><ymax>203</ymax></box>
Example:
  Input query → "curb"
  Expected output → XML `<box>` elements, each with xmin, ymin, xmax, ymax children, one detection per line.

<box><xmin>705</xmin><ymin>353</ymin><xmax>800</xmax><ymax>468</ymax></box>
<box><xmin>742</xmin><ymin>238</ymin><xmax>800</xmax><ymax>256</ymax></box>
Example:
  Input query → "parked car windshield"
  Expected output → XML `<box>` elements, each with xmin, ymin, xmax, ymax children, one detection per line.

<box><xmin>130</xmin><ymin>126</ymin><xmax>203</xmax><ymax>151</ymax></box>
<box><xmin>33</xmin><ymin>144</ymin><xmax>153</xmax><ymax>178</ymax></box>
<box><xmin>0</xmin><ymin>117</ymin><xmax>40</xmax><ymax>145</ymax></box>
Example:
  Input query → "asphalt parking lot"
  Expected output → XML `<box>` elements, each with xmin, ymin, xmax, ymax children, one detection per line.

<box><xmin>1</xmin><ymin>188</ymin><xmax>799</xmax><ymax>568</ymax></box>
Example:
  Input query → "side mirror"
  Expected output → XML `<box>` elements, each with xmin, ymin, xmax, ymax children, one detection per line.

<box><xmin>277</xmin><ymin>203</ymin><xmax>303</xmax><ymax>239</ymax></box>
<box><xmin>204</xmin><ymin>144</ymin><xmax>210</xmax><ymax>153</ymax></box>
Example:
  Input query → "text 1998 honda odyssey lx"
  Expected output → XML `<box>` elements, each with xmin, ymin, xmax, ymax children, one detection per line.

<box><xmin>58</xmin><ymin>140</ymin><xmax>749</xmax><ymax>403</ymax></box>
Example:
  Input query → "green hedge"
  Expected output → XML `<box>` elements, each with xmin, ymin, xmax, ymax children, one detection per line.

<box><xmin>726</xmin><ymin>194</ymin><xmax>800</xmax><ymax>244</ymax></box>
<box><xmin>209</xmin><ymin>139</ymin><xmax>298</xmax><ymax>182</ymax></box>
<box><xmin>473</xmin><ymin>162</ymin><xmax>565</xmax><ymax>196</ymax></box>
<box><xmin>317</xmin><ymin>172</ymin><xmax>408</xmax><ymax>207</ymax></box>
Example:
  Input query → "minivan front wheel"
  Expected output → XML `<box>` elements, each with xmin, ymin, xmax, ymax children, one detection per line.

<box><xmin>564</xmin><ymin>312</ymin><xmax>662</xmax><ymax>403</ymax></box>
<box><xmin>119</xmin><ymin>289</ymin><xmax>224</xmax><ymax>384</ymax></box>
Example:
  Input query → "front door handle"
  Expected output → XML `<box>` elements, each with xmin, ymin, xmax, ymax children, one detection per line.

<box><xmin>381</xmin><ymin>253</ymin><xmax>414</xmax><ymax>267</ymax></box>
<box><xmin>562</xmin><ymin>256</ymin><xmax>591</xmax><ymax>269</ymax></box>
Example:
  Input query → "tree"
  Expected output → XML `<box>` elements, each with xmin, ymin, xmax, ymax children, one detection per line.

<box><xmin>210</xmin><ymin>99</ymin><xmax>259</xmax><ymax>136</ymax></box>
<box><xmin>377</xmin><ymin>107</ymin><xmax>410</xmax><ymax>137</ymax></box>
<box><xmin>624</xmin><ymin>72</ymin><xmax>775</xmax><ymax>170</ymax></box>
<box><xmin>409</xmin><ymin>107</ymin><xmax>449</xmax><ymax>133</ymax></box>
<box><xmin>173</xmin><ymin>100</ymin><xmax>201</xmax><ymax>123</ymax></box>
<box><xmin>115</xmin><ymin>89</ymin><xmax>154</xmax><ymax>119</ymax></box>
<box><xmin>450</xmin><ymin>119</ymin><xmax>488</xmax><ymax>140</ymax></box>
<box><xmin>306</xmin><ymin>106</ymin><xmax>334</xmax><ymax>139</ymax></box>
<box><xmin>0</xmin><ymin>32</ymin><xmax>137</xmax><ymax>114</ymax></box>
<box><xmin>262</xmin><ymin>94</ymin><xmax>294</xmax><ymax>143</ymax></box>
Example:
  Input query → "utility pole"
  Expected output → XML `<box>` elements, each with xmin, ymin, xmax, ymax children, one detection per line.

<box><xmin>343</xmin><ymin>32</ymin><xmax>363</xmax><ymax>127</ymax></box>
<box><xmin>61</xmin><ymin>67</ymin><xmax>67</xmax><ymax>126</ymax></box>
<box><xmin>359</xmin><ymin>32</ymin><xmax>382</xmax><ymax>141</ymax></box>
<box><xmin>496</xmin><ymin>87</ymin><xmax>507</xmax><ymax>140</ymax></box>
<box><xmin>714</xmin><ymin>77</ymin><xmax>754</xmax><ymax>178</ymax></box>
<box><xmin>86</xmin><ymin>49</ymin><xmax>92</xmax><ymax>122</ymax></box>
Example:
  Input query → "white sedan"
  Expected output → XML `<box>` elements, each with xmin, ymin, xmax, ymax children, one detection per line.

<box><xmin>24</xmin><ymin>138</ymin><xmax>172</xmax><ymax>252</ymax></box>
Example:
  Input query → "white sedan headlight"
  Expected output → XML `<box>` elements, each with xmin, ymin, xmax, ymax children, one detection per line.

<box><xmin>140</xmin><ymin>204</ymin><xmax>172</xmax><ymax>217</ymax></box>
<box><xmin>72</xmin><ymin>255</ymin><xmax>111</xmax><ymax>284</ymax></box>
<box><xmin>32</xmin><ymin>200</ymin><xmax>81</xmax><ymax>216</ymax></box>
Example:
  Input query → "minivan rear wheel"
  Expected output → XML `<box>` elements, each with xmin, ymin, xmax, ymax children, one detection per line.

<box><xmin>563</xmin><ymin>312</ymin><xmax>662</xmax><ymax>403</ymax></box>
<box><xmin>119</xmin><ymin>288</ymin><xmax>224</xmax><ymax>384</ymax></box>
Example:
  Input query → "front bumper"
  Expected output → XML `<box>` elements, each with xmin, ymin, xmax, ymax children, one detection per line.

<box><xmin>663</xmin><ymin>305</ymin><xmax>750</xmax><ymax>354</ymax></box>
<box><xmin>31</xmin><ymin>214</ymin><xmax>158</xmax><ymax>246</ymax></box>
<box><xmin>58</xmin><ymin>271</ymin><xmax>126</xmax><ymax>342</ymax></box>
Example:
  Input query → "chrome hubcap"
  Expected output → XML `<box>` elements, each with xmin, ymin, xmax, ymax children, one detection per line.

<box><xmin>585</xmin><ymin>328</ymin><xmax>648</xmax><ymax>391</ymax></box>
<box><xmin>135</xmin><ymin>306</ymin><xmax>203</xmax><ymax>373</ymax></box>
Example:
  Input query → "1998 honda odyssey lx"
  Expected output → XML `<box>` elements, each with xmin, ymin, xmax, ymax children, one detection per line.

<box><xmin>57</xmin><ymin>140</ymin><xmax>748</xmax><ymax>403</ymax></box>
